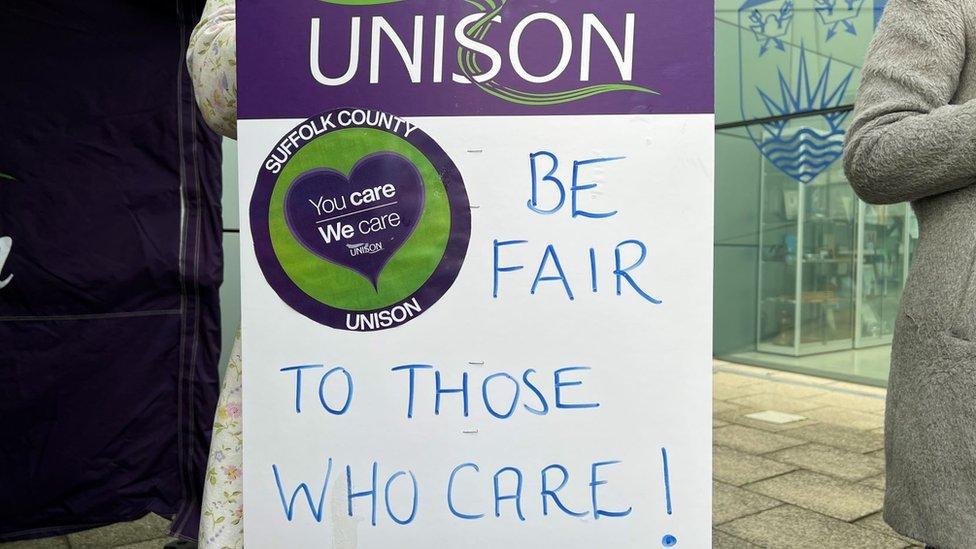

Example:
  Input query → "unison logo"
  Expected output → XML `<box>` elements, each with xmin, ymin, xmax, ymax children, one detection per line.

<box><xmin>251</xmin><ymin>108</ymin><xmax>471</xmax><ymax>331</ymax></box>
<box><xmin>347</xmin><ymin>242</ymin><xmax>384</xmax><ymax>257</ymax></box>
<box><xmin>310</xmin><ymin>0</ymin><xmax>657</xmax><ymax>105</ymax></box>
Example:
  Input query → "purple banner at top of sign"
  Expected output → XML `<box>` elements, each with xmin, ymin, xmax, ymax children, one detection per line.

<box><xmin>238</xmin><ymin>0</ymin><xmax>713</xmax><ymax>118</ymax></box>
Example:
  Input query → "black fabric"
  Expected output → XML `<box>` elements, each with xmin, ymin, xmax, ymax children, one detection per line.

<box><xmin>0</xmin><ymin>0</ymin><xmax>222</xmax><ymax>541</ymax></box>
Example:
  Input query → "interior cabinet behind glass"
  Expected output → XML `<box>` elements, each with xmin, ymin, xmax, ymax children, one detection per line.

<box><xmin>758</xmin><ymin>159</ymin><xmax>858</xmax><ymax>356</ymax></box>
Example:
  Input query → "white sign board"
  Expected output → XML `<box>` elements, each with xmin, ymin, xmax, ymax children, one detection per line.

<box><xmin>238</xmin><ymin>1</ymin><xmax>713</xmax><ymax>546</ymax></box>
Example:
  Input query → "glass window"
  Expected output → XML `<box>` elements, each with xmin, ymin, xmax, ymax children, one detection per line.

<box><xmin>713</xmin><ymin>0</ymin><xmax>913</xmax><ymax>385</ymax></box>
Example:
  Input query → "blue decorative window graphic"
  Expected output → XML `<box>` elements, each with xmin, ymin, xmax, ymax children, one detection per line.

<box><xmin>747</xmin><ymin>0</ymin><xmax>793</xmax><ymax>56</ymax></box>
<box><xmin>755</xmin><ymin>49</ymin><xmax>852</xmax><ymax>183</ymax></box>
<box><xmin>814</xmin><ymin>0</ymin><xmax>866</xmax><ymax>40</ymax></box>
<box><xmin>736</xmin><ymin>0</ymin><xmax>887</xmax><ymax>184</ymax></box>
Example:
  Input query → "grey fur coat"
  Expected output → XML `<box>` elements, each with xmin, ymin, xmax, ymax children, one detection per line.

<box><xmin>845</xmin><ymin>0</ymin><xmax>976</xmax><ymax>546</ymax></box>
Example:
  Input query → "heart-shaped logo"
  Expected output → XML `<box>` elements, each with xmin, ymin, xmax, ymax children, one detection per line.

<box><xmin>283</xmin><ymin>152</ymin><xmax>425</xmax><ymax>288</ymax></box>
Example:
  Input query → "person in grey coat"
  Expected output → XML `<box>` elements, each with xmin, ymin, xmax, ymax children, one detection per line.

<box><xmin>845</xmin><ymin>0</ymin><xmax>976</xmax><ymax>546</ymax></box>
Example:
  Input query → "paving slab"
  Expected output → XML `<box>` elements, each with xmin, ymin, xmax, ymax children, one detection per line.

<box><xmin>713</xmin><ymin>381</ymin><xmax>765</xmax><ymax>400</ymax></box>
<box><xmin>715</xmin><ymin>400</ymin><xmax>818</xmax><ymax>430</ymax></box>
<box><xmin>746</xmin><ymin>380</ymin><xmax>831</xmax><ymax>399</ymax></box>
<box><xmin>712</xmin><ymin>529</ymin><xmax>764</xmax><ymax>549</ymax></box>
<box><xmin>856</xmin><ymin>512</ymin><xmax>924</xmax><ymax>546</ymax></box>
<box><xmin>786</xmin><ymin>422</ymin><xmax>885</xmax><ymax>454</ymax></box>
<box><xmin>712</xmin><ymin>400</ymin><xmax>747</xmax><ymax>415</ymax></box>
<box><xmin>827</xmin><ymin>380</ymin><xmax>888</xmax><ymax>396</ymax></box>
<box><xmin>712</xmin><ymin>404</ymin><xmax>760</xmax><ymax>423</ymax></box>
<box><xmin>804</xmin><ymin>391</ymin><xmax>886</xmax><ymax>413</ymax></box>
<box><xmin>113</xmin><ymin>538</ymin><xmax>178</xmax><ymax>549</ymax></box>
<box><xmin>713</xmin><ymin>445</ymin><xmax>796</xmax><ymax>486</ymax></box>
<box><xmin>767</xmin><ymin>443</ymin><xmax>884</xmax><ymax>482</ymax></box>
<box><xmin>717</xmin><ymin>504</ymin><xmax>908</xmax><ymax>549</ymax></box>
<box><xmin>745</xmin><ymin>470</ymin><xmax>884</xmax><ymax>521</ymax></box>
<box><xmin>727</xmin><ymin>393</ymin><xmax>826</xmax><ymax>414</ymax></box>
<box><xmin>715</xmin><ymin>363</ymin><xmax>828</xmax><ymax>385</ymax></box>
<box><xmin>860</xmin><ymin>473</ymin><xmax>886</xmax><ymax>491</ymax></box>
<box><xmin>713</xmin><ymin>480</ymin><xmax>781</xmax><ymax>524</ymax></box>
<box><xmin>713</xmin><ymin>371</ymin><xmax>763</xmax><ymax>387</ymax></box>
<box><xmin>0</xmin><ymin>536</ymin><xmax>69</xmax><ymax>548</ymax></box>
<box><xmin>744</xmin><ymin>410</ymin><xmax>807</xmax><ymax>425</ymax></box>
<box><xmin>713</xmin><ymin>425</ymin><xmax>805</xmax><ymax>455</ymax></box>
<box><xmin>763</xmin><ymin>370</ymin><xmax>837</xmax><ymax>385</ymax></box>
<box><xmin>802</xmin><ymin>406</ymin><xmax>885</xmax><ymax>431</ymax></box>
<box><xmin>66</xmin><ymin>514</ymin><xmax>170</xmax><ymax>549</ymax></box>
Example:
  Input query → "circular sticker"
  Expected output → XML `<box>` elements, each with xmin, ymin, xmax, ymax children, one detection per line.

<box><xmin>250</xmin><ymin>108</ymin><xmax>471</xmax><ymax>331</ymax></box>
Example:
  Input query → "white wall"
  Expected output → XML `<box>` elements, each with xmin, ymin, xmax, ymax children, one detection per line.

<box><xmin>219</xmin><ymin>138</ymin><xmax>241</xmax><ymax>378</ymax></box>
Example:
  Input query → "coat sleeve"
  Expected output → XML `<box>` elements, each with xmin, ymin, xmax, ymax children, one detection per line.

<box><xmin>187</xmin><ymin>0</ymin><xmax>237</xmax><ymax>139</ymax></box>
<box><xmin>843</xmin><ymin>0</ymin><xmax>976</xmax><ymax>204</ymax></box>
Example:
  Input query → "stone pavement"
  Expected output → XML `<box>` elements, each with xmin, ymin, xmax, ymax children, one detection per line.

<box><xmin>0</xmin><ymin>514</ymin><xmax>178</xmax><ymax>549</ymax></box>
<box><xmin>712</xmin><ymin>359</ymin><xmax>923</xmax><ymax>549</ymax></box>
<box><xmin>3</xmin><ymin>359</ymin><xmax>920</xmax><ymax>548</ymax></box>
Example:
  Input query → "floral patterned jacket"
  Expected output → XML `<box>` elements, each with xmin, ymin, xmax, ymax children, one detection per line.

<box><xmin>188</xmin><ymin>0</ymin><xmax>238</xmax><ymax>139</ymax></box>
<box><xmin>187</xmin><ymin>1</ymin><xmax>243</xmax><ymax>547</ymax></box>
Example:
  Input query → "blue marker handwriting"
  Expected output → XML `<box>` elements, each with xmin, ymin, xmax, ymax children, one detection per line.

<box><xmin>279</xmin><ymin>363</ymin><xmax>601</xmax><ymax>420</ymax></box>
<box><xmin>389</xmin><ymin>364</ymin><xmax>600</xmax><ymax>420</ymax></box>
<box><xmin>492</xmin><ymin>151</ymin><xmax>662</xmax><ymax>304</ymax></box>
<box><xmin>272</xmin><ymin>458</ymin><xmax>633</xmax><ymax>525</ymax></box>
<box><xmin>493</xmin><ymin>238</ymin><xmax>662</xmax><ymax>303</ymax></box>
<box><xmin>528</xmin><ymin>152</ymin><xmax>622</xmax><ymax>219</ymax></box>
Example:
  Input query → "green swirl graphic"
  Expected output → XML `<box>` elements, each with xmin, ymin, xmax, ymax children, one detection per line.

<box><xmin>319</xmin><ymin>0</ymin><xmax>402</xmax><ymax>5</ymax></box>
<box><xmin>458</xmin><ymin>0</ymin><xmax>658</xmax><ymax>105</ymax></box>
<box><xmin>0</xmin><ymin>173</ymin><xmax>14</xmax><ymax>181</ymax></box>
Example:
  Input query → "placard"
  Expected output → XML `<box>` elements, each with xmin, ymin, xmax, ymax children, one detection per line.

<box><xmin>238</xmin><ymin>1</ymin><xmax>713</xmax><ymax>546</ymax></box>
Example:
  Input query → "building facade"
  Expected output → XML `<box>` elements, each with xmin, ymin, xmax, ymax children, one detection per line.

<box><xmin>714</xmin><ymin>0</ymin><xmax>909</xmax><ymax>385</ymax></box>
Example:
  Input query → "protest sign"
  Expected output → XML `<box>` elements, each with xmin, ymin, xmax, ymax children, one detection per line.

<box><xmin>238</xmin><ymin>2</ymin><xmax>713</xmax><ymax>546</ymax></box>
